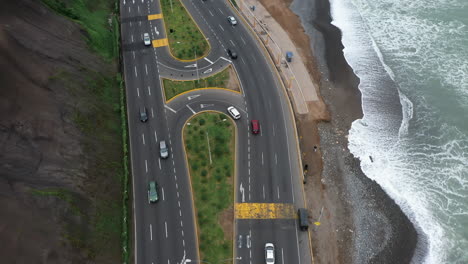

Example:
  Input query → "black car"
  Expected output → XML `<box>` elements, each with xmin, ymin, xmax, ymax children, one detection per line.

<box><xmin>139</xmin><ymin>107</ymin><xmax>148</xmax><ymax>122</ymax></box>
<box><xmin>227</xmin><ymin>48</ymin><xmax>237</xmax><ymax>59</ymax></box>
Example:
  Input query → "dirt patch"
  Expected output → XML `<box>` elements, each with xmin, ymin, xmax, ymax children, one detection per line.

<box><xmin>218</xmin><ymin>205</ymin><xmax>234</xmax><ymax>241</ymax></box>
<box><xmin>226</xmin><ymin>66</ymin><xmax>241</xmax><ymax>92</ymax></box>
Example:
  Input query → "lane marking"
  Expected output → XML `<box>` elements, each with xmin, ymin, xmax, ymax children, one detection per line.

<box><xmin>218</xmin><ymin>8</ymin><xmax>224</xmax><ymax>15</ymax></box>
<box><xmin>132</xmin><ymin>51</ymin><xmax>135</xmax><ymax>59</ymax></box>
<box><xmin>241</xmin><ymin>36</ymin><xmax>246</xmax><ymax>45</ymax></box>
<box><xmin>162</xmin><ymin>187</ymin><xmax>165</xmax><ymax>200</ymax></box>
<box><xmin>145</xmin><ymin>64</ymin><xmax>148</xmax><ymax>75</ymax></box>
<box><xmin>150</xmin><ymin>224</ymin><xmax>153</xmax><ymax>240</ymax></box>
<box><xmin>204</xmin><ymin>57</ymin><xmax>214</xmax><ymax>64</ymax></box>
<box><xmin>145</xmin><ymin>160</ymin><xmax>148</xmax><ymax>173</ymax></box>
<box><xmin>275</xmin><ymin>153</ymin><xmax>278</xmax><ymax>165</ymax></box>
<box><xmin>142</xmin><ymin>133</ymin><xmax>146</xmax><ymax>145</ymax></box>
<box><xmin>234</xmin><ymin>203</ymin><xmax>296</xmax><ymax>219</ymax></box>
<box><xmin>262</xmin><ymin>152</ymin><xmax>264</xmax><ymax>165</ymax></box>
<box><xmin>241</xmin><ymin>57</ymin><xmax>246</xmax><ymax>65</ymax></box>
<box><xmin>152</xmin><ymin>38</ymin><xmax>169</xmax><ymax>48</ymax></box>
<box><xmin>219</xmin><ymin>24</ymin><xmax>225</xmax><ymax>32</ymax></box>
<box><xmin>230</xmin><ymin>39</ymin><xmax>235</xmax><ymax>46</ymax></box>
<box><xmin>277</xmin><ymin>186</ymin><xmax>280</xmax><ymax>199</ymax></box>
<box><xmin>158</xmin><ymin>158</ymin><xmax>161</xmax><ymax>170</ymax></box>
<box><xmin>282</xmin><ymin>248</ymin><xmax>284</xmax><ymax>264</ymax></box>
<box><xmin>137</xmin><ymin>87</ymin><xmax>140</xmax><ymax>97</ymax></box>
<box><xmin>151</xmin><ymin>107</ymin><xmax>154</xmax><ymax>118</ymax></box>
<box><xmin>148</xmin><ymin>13</ymin><xmax>163</xmax><ymax>20</ymax></box>
<box><xmin>134</xmin><ymin>66</ymin><xmax>138</xmax><ymax>77</ymax></box>
<box><xmin>148</xmin><ymin>86</ymin><xmax>151</xmax><ymax>95</ymax></box>
<box><xmin>263</xmin><ymin>185</ymin><xmax>265</xmax><ymax>200</ymax></box>
<box><xmin>164</xmin><ymin>105</ymin><xmax>177</xmax><ymax>113</ymax></box>
<box><xmin>131</xmin><ymin>34</ymin><xmax>134</xmax><ymax>43</ymax></box>
<box><xmin>186</xmin><ymin>104</ymin><xmax>196</xmax><ymax>114</ymax></box>
<box><xmin>209</xmin><ymin>10</ymin><xmax>214</xmax><ymax>16</ymax></box>
<box><xmin>165</xmin><ymin>221</ymin><xmax>168</xmax><ymax>238</ymax></box>
<box><xmin>220</xmin><ymin>56</ymin><xmax>232</xmax><ymax>63</ymax></box>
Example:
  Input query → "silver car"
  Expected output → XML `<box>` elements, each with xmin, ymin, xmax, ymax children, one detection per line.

<box><xmin>265</xmin><ymin>243</ymin><xmax>275</xmax><ymax>264</ymax></box>
<box><xmin>227</xmin><ymin>106</ymin><xmax>241</xmax><ymax>120</ymax></box>
<box><xmin>227</xmin><ymin>16</ymin><xmax>237</xmax><ymax>26</ymax></box>
<box><xmin>143</xmin><ymin>33</ymin><xmax>151</xmax><ymax>46</ymax></box>
<box><xmin>160</xmin><ymin>140</ymin><xmax>169</xmax><ymax>159</ymax></box>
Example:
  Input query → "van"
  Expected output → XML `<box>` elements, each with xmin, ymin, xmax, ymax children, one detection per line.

<box><xmin>160</xmin><ymin>140</ymin><xmax>169</xmax><ymax>159</ymax></box>
<box><xmin>298</xmin><ymin>208</ymin><xmax>309</xmax><ymax>231</ymax></box>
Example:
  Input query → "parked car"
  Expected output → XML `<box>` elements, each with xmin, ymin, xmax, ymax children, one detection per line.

<box><xmin>265</xmin><ymin>243</ymin><xmax>275</xmax><ymax>264</ymax></box>
<box><xmin>148</xmin><ymin>181</ymin><xmax>159</xmax><ymax>203</ymax></box>
<box><xmin>298</xmin><ymin>208</ymin><xmax>309</xmax><ymax>230</ymax></box>
<box><xmin>227</xmin><ymin>16</ymin><xmax>237</xmax><ymax>26</ymax></box>
<box><xmin>140</xmin><ymin>107</ymin><xmax>148</xmax><ymax>122</ymax></box>
<box><xmin>227</xmin><ymin>106</ymin><xmax>241</xmax><ymax>120</ymax></box>
<box><xmin>251</xmin><ymin>120</ymin><xmax>260</xmax><ymax>134</ymax></box>
<box><xmin>160</xmin><ymin>140</ymin><xmax>169</xmax><ymax>159</ymax></box>
<box><xmin>227</xmin><ymin>48</ymin><xmax>238</xmax><ymax>59</ymax></box>
<box><xmin>143</xmin><ymin>33</ymin><xmax>151</xmax><ymax>46</ymax></box>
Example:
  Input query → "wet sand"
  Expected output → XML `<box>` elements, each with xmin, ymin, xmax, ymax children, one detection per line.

<box><xmin>257</xmin><ymin>0</ymin><xmax>419</xmax><ymax>262</ymax></box>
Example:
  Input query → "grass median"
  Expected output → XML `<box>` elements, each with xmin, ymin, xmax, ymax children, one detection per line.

<box><xmin>163</xmin><ymin>66</ymin><xmax>240</xmax><ymax>101</ymax></box>
<box><xmin>184</xmin><ymin>112</ymin><xmax>235</xmax><ymax>262</ymax></box>
<box><xmin>160</xmin><ymin>0</ymin><xmax>209</xmax><ymax>60</ymax></box>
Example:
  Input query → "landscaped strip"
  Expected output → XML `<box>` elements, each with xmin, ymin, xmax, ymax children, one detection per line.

<box><xmin>163</xmin><ymin>66</ymin><xmax>240</xmax><ymax>101</ymax></box>
<box><xmin>160</xmin><ymin>0</ymin><xmax>209</xmax><ymax>60</ymax></box>
<box><xmin>184</xmin><ymin>112</ymin><xmax>235</xmax><ymax>263</ymax></box>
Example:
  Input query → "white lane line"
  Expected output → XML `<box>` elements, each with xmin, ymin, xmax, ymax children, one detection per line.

<box><xmin>241</xmin><ymin>36</ymin><xmax>246</xmax><ymax>45</ymax></box>
<box><xmin>165</xmin><ymin>221</ymin><xmax>168</xmax><ymax>238</ymax></box>
<box><xmin>142</xmin><ymin>133</ymin><xmax>146</xmax><ymax>145</ymax></box>
<box><xmin>180</xmin><ymin>220</ymin><xmax>183</xmax><ymax>227</ymax></box>
<box><xmin>150</xmin><ymin>224</ymin><xmax>153</xmax><ymax>240</ymax></box>
<box><xmin>182</xmin><ymin>230</ymin><xmax>184</xmax><ymax>237</ymax></box>
<box><xmin>151</xmin><ymin>107</ymin><xmax>154</xmax><ymax>118</ymax></box>
<box><xmin>176</xmin><ymin>183</ymin><xmax>178</xmax><ymax>189</ymax></box>
<box><xmin>132</xmin><ymin>51</ymin><xmax>135</xmax><ymax>59</ymax></box>
<box><xmin>204</xmin><ymin>57</ymin><xmax>214</xmax><ymax>64</ymax></box>
<box><xmin>128</xmin><ymin>6</ymin><xmax>131</xmax><ymax>13</ymax></box>
<box><xmin>158</xmin><ymin>158</ymin><xmax>161</xmax><ymax>170</ymax></box>
<box><xmin>137</xmin><ymin>6</ymin><xmax>140</xmax><ymax>13</ymax></box>
<box><xmin>179</xmin><ymin>210</ymin><xmax>182</xmax><ymax>217</ymax></box>
<box><xmin>131</xmin><ymin>34</ymin><xmax>134</xmax><ymax>42</ymax></box>
<box><xmin>220</xmin><ymin>56</ymin><xmax>232</xmax><ymax>63</ymax></box>
<box><xmin>178</xmin><ymin>201</ymin><xmax>181</xmax><ymax>207</ymax></box>
<box><xmin>209</xmin><ymin>10</ymin><xmax>214</xmax><ymax>16</ymax></box>
<box><xmin>275</xmin><ymin>153</ymin><xmax>278</xmax><ymax>165</ymax></box>
<box><xmin>177</xmin><ymin>191</ymin><xmax>179</xmax><ymax>198</ymax></box>
<box><xmin>148</xmin><ymin>86</ymin><xmax>151</xmax><ymax>95</ymax></box>
<box><xmin>282</xmin><ymin>248</ymin><xmax>284</xmax><ymax>264</ymax></box>
<box><xmin>162</xmin><ymin>187</ymin><xmax>165</xmax><ymax>200</ymax></box>
<box><xmin>263</xmin><ymin>185</ymin><xmax>265</xmax><ymax>200</ymax></box>
<box><xmin>241</xmin><ymin>57</ymin><xmax>246</xmax><ymax>65</ymax></box>
<box><xmin>277</xmin><ymin>186</ymin><xmax>280</xmax><ymax>199</ymax></box>
<box><xmin>186</xmin><ymin>104</ymin><xmax>196</xmax><ymax>114</ymax></box>
<box><xmin>145</xmin><ymin>64</ymin><xmax>148</xmax><ymax>75</ymax></box>
<box><xmin>134</xmin><ymin>66</ymin><xmax>138</xmax><ymax>77</ymax></box>
<box><xmin>165</xmin><ymin>105</ymin><xmax>177</xmax><ymax>113</ymax></box>
<box><xmin>229</xmin><ymin>39</ymin><xmax>235</xmax><ymax>46</ymax></box>
<box><xmin>145</xmin><ymin>160</ymin><xmax>148</xmax><ymax>173</ymax></box>
<box><xmin>262</xmin><ymin>152</ymin><xmax>264</xmax><ymax>165</ymax></box>
<box><xmin>137</xmin><ymin>87</ymin><xmax>140</xmax><ymax>97</ymax></box>
<box><xmin>154</xmin><ymin>131</ymin><xmax>158</xmax><ymax>142</ymax></box>
<box><xmin>218</xmin><ymin>8</ymin><xmax>224</xmax><ymax>15</ymax></box>
<box><xmin>219</xmin><ymin>24</ymin><xmax>225</xmax><ymax>32</ymax></box>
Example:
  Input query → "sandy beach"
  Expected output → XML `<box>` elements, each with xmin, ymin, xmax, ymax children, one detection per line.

<box><xmin>256</xmin><ymin>0</ymin><xmax>419</xmax><ymax>262</ymax></box>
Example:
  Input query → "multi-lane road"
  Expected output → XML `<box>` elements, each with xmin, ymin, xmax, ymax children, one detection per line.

<box><xmin>120</xmin><ymin>0</ymin><xmax>312</xmax><ymax>263</ymax></box>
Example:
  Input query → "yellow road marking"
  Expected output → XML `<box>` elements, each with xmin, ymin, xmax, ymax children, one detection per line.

<box><xmin>148</xmin><ymin>14</ymin><xmax>163</xmax><ymax>20</ymax></box>
<box><xmin>152</xmin><ymin>38</ymin><xmax>169</xmax><ymax>48</ymax></box>
<box><xmin>235</xmin><ymin>203</ymin><xmax>296</xmax><ymax>219</ymax></box>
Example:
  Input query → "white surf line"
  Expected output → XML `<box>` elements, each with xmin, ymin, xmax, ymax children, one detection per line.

<box><xmin>186</xmin><ymin>104</ymin><xmax>196</xmax><ymax>114</ymax></box>
<box><xmin>145</xmin><ymin>159</ymin><xmax>148</xmax><ymax>173</ymax></box>
<box><xmin>220</xmin><ymin>56</ymin><xmax>232</xmax><ymax>63</ymax></box>
<box><xmin>158</xmin><ymin>158</ymin><xmax>161</xmax><ymax>170</ymax></box>
<box><xmin>134</xmin><ymin>66</ymin><xmax>138</xmax><ymax>77</ymax></box>
<box><xmin>241</xmin><ymin>36</ymin><xmax>246</xmax><ymax>45</ymax></box>
<box><xmin>218</xmin><ymin>8</ymin><xmax>224</xmax><ymax>15</ymax></box>
<box><xmin>230</xmin><ymin>39</ymin><xmax>235</xmax><ymax>46</ymax></box>
<box><xmin>151</xmin><ymin>107</ymin><xmax>154</xmax><ymax>118</ymax></box>
<box><xmin>209</xmin><ymin>10</ymin><xmax>214</xmax><ymax>16</ymax></box>
<box><xmin>148</xmin><ymin>86</ymin><xmax>151</xmax><ymax>95</ymax></box>
<box><xmin>204</xmin><ymin>57</ymin><xmax>214</xmax><ymax>64</ymax></box>
<box><xmin>145</xmin><ymin>64</ymin><xmax>148</xmax><ymax>75</ymax></box>
<box><xmin>137</xmin><ymin>87</ymin><xmax>140</xmax><ymax>97</ymax></box>
<box><xmin>150</xmin><ymin>224</ymin><xmax>153</xmax><ymax>240</ymax></box>
<box><xmin>165</xmin><ymin>221</ymin><xmax>168</xmax><ymax>238</ymax></box>
<box><xmin>164</xmin><ymin>105</ymin><xmax>177</xmax><ymax>113</ymax></box>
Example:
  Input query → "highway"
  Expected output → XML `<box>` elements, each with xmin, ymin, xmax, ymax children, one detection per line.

<box><xmin>119</xmin><ymin>0</ymin><xmax>312</xmax><ymax>263</ymax></box>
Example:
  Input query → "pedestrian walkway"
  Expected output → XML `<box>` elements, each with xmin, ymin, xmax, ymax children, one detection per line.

<box><xmin>236</xmin><ymin>0</ymin><xmax>319</xmax><ymax>114</ymax></box>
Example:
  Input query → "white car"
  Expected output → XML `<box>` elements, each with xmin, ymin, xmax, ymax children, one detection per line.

<box><xmin>265</xmin><ymin>243</ymin><xmax>275</xmax><ymax>264</ymax></box>
<box><xmin>227</xmin><ymin>106</ymin><xmax>241</xmax><ymax>120</ymax></box>
<box><xmin>143</xmin><ymin>33</ymin><xmax>151</xmax><ymax>46</ymax></box>
<box><xmin>227</xmin><ymin>16</ymin><xmax>237</xmax><ymax>26</ymax></box>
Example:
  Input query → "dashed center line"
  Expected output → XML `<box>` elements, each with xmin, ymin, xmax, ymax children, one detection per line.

<box><xmin>219</xmin><ymin>24</ymin><xmax>225</xmax><ymax>31</ymax></box>
<box><xmin>134</xmin><ymin>66</ymin><xmax>138</xmax><ymax>77</ymax></box>
<box><xmin>142</xmin><ymin>133</ymin><xmax>145</xmax><ymax>145</ymax></box>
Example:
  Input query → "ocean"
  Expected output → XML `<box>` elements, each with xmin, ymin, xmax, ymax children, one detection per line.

<box><xmin>328</xmin><ymin>0</ymin><xmax>468</xmax><ymax>263</ymax></box>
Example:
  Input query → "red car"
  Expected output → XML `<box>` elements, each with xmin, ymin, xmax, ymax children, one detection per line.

<box><xmin>251</xmin><ymin>120</ymin><xmax>260</xmax><ymax>134</ymax></box>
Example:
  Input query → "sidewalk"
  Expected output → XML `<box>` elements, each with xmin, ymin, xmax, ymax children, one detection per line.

<box><xmin>236</xmin><ymin>0</ymin><xmax>319</xmax><ymax>114</ymax></box>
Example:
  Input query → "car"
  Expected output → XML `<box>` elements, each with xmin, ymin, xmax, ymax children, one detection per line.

<box><xmin>227</xmin><ymin>16</ymin><xmax>237</xmax><ymax>26</ymax></box>
<box><xmin>227</xmin><ymin>106</ymin><xmax>241</xmax><ymax>120</ymax></box>
<box><xmin>160</xmin><ymin>140</ymin><xmax>169</xmax><ymax>159</ymax></box>
<box><xmin>140</xmin><ymin>107</ymin><xmax>148</xmax><ymax>122</ymax></box>
<box><xmin>265</xmin><ymin>243</ymin><xmax>275</xmax><ymax>264</ymax></box>
<box><xmin>227</xmin><ymin>48</ymin><xmax>238</xmax><ymax>59</ymax></box>
<box><xmin>298</xmin><ymin>208</ymin><xmax>309</xmax><ymax>230</ymax></box>
<box><xmin>148</xmin><ymin>181</ymin><xmax>159</xmax><ymax>203</ymax></box>
<box><xmin>143</xmin><ymin>33</ymin><xmax>151</xmax><ymax>46</ymax></box>
<box><xmin>251</xmin><ymin>120</ymin><xmax>260</xmax><ymax>134</ymax></box>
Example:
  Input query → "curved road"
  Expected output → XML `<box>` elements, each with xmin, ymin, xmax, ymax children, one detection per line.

<box><xmin>120</xmin><ymin>0</ymin><xmax>312</xmax><ymax>263</ymax></box>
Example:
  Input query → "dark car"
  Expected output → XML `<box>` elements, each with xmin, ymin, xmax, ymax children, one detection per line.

<box><xmin>251</xmin><ymin>120</ymin><xmax>260</xmax><ymax>134</ymax></box>
<box><xmin>139</xmin><ymin>107</ymin><xmax>148</xmax><ymax>122</ymax></box>
<box><xmin>227</xmin><ymin>48</ymin><xmax>237</xmax><ymax>59</ymax></box>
